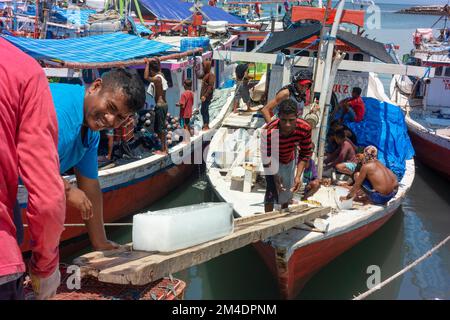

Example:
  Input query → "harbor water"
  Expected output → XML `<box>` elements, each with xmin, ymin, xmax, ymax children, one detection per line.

<box><xmin>68</xmin><ymin>2</ymin><xmax>450</xmax><ymax>299</ymax></box>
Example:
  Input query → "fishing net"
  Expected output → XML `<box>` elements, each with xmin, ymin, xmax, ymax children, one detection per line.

<box><xmin>23</xmin><ymin>265</ymin><xmax>186</xmax><ymax>300</ymax></box>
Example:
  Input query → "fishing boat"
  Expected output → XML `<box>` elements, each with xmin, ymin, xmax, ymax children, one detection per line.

<box><xmin>390</xmin><ymin>27</ymin><xmax>450</xmax><ymax>180</ymax></box>
<box><xmin>2</xmin><ymin>29</ymin><xmax>237</xmax><ymax>253</ymax></box>
<box><xmin>207</xmin><ymin>1</ymin><xmax>424</xmax><ymax>299</ymax></box>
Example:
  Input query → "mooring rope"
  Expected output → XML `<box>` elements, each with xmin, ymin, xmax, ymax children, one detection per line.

<box><xmin>353</xmin><ymin>234</ymin><xmax>450</xmax><ymax>300</ymax></box>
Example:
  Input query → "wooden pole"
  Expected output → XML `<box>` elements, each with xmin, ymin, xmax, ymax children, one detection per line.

<box><xmin>316</xmin><ymin>0</ymin><xmax>345</xmax><ymax>179</ymax></box>
<box><xmin>61</xmin><ymin>47</ymin><xmax>203</xmax><ymax>69</ymax></box>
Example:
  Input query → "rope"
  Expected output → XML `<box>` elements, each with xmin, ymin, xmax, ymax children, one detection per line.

<box><xmin>353</xmin><ymin>234</ymin><xmax>450</xmax><ymax>300</ymax></box>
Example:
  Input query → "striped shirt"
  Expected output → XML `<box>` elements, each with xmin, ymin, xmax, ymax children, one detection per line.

<box><xmin>261</xmin><ymin>118</ymin><xmax>313</xmax><ymax>165</ymax></box>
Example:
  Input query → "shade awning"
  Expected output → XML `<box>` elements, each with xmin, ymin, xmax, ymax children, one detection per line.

<box><xmin>1</xmin><ymin>33</ymin><xmax>172</xmax><ymax>64</ymax></box>
<box><xmin>137</xmin><ymin>0</ymin><xmax>244</xmax><ymax>24</ymax></box>
<box><xmin>257</xmin><ymin>25</ymin><xmax>395</xmax><ymax>64</ymax></box>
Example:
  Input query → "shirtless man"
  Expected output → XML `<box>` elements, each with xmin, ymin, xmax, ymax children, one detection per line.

<box><xmin>144</xmin><ymin>58</ymin><xmax>169</xmax><ymax>154</ymax></box>
<box><xmin>340</xmin><ymin>146</ymin><xmax>398</xmax><ymax>205</ymax></box>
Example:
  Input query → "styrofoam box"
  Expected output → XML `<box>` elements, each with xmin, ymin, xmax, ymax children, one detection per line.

<box><xmin>132</xmin><ymin>203</ymin><xmax>234</xmax><ymax>252</ymax></box>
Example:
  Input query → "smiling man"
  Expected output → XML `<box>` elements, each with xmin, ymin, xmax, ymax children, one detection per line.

<box><xmin>51</xmin><ymin>68</ymin><xmax>145</xmax><ymax>250</ymax></box>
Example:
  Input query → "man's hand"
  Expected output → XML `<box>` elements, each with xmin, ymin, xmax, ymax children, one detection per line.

<box><xmin>30</xmin><ymin>268</ymin><xmax>61</xmax><ymax>300</ymax></box>
<box><xmin>66</xmin><ymin>186</ymin><xmax>93</xmax><ymax>220</ymax></box>
<box><xmin>274</xmin><ymin>175</ymin><xmax>286</xmax><ymax>194</ymax></box>
<box><xmin>291</xmin><ymin>175</ymin><xmax>302</xmax><ymax>193</ymax></box>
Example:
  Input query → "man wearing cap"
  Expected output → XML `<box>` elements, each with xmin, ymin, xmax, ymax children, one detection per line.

<box><xmin>261</xmin><ymin>69</ymin><xmax>313</xmax><ymax>123</ymax></box>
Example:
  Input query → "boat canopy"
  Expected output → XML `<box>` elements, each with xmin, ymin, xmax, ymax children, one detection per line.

<box><xmin>137</xmin><ymin>0</ymin><xmax>245</xmax><ymax>24</ymax></box>
<box><xmin>257</xmin><ymin>25</ymin><xmax>396</xmax><ymax>64</ymax></box>
<box><xmin>1</xmin><ymin>32</ymin><xmax>172</xmax><ymax>64</ymax></box>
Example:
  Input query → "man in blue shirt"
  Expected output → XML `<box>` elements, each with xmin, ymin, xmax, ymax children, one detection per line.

<box><xmin>51</xmin><ymin>68</ymin><xmax>145</xmax><ymax>250</ymax></box>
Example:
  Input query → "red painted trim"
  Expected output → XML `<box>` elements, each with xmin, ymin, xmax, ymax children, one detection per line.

<box><xmin>254</xmin><ymin>210</ymin><xmax>397</xmax><ymax>299</ymax></box>
<box><xmin>408</xmin><ymin>129</ymin><xmax>450</xmax><ymax>180</ymax></box>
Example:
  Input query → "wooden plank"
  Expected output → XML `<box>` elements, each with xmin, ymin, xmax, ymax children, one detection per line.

<box><xmin>214</xmin><ymin>50</ymin><xmax>434</xmax><ymax>77</ymax></box>
<box><xmin>74</xmin><ymin>206</ymin><xmax>330</xmax><ymax>285</ymax></box>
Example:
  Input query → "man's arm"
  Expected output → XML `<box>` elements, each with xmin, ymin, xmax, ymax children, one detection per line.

<box><xmin>343</xmin><ymin>164</ymin><xmax>368</xmax><ymax>200</ymax></box>
<box><xmin>17</xmin><ymin>71</ymin><xmax>65</xmax><ymax>277</ymax></box>
<box><xmin>144</xmin><ymin>59</ymin><xmax>150</xmax><ymax>81</ymax></box>
<box><xmin>292</xmin><ymin>128</ymin><xmax>313</xmax><ymax>192</ymax></box>
<box><xmin>74</xmin><ymin>171</ymin><xmax>110</xmax><ymax>250</ymax></box>
<box><xmin>261</xmin><ymin>89</ymin><xmax>289</xmax><ymax>123</ymax></box>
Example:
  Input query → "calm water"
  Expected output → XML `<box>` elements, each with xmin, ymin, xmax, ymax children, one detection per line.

<box><xmin>70</xmin><ymin>3</ymin><xmax>450</xmax><ymax>299</ymax></box>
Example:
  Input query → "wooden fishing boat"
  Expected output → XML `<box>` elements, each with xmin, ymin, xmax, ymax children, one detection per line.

<box><xmin>390</xmin><ymin>28</ymin><xmax>450</xmax><ymax>180</ymax></box>
<box><xmin>206</xmin><ymin>108</ymin><xmax>415</xmax><ymax>299</ymax></box>
<box><xmin>207</xmin><ymin>1</ymin><xmax>421</xmax><ymax>299</ymax></box>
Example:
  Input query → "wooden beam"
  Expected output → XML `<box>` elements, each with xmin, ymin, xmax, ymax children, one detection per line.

<box><xmin>74</xmin><ymin>205</ymin><xmax>330</xmax><ymax>286</ymax></box>
<box><xmin>213</xmin><ymin>50</ymin><xmax>435</xmax><ymax>77</ymax></box>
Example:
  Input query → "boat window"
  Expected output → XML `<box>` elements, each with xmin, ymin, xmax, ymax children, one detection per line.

<box><xmin>353</xmin><ymin>53</ymin><xmax>364</xmax><ymax>61</ymax></box>
<box><xmin>444</xmin><ymin>67</ymin><xmax>450</xmax><ymax>77</ymax></box>
<box><xmin>247</xmin><ymin>40</ymin><xmax>256</xmax><ymax>51</ymax></box>
<box><xmin>435</xmin><ymin>66</ymin><xmax>443</xmax><ymax>76</ymax></box>
<box><xmin>281</xmin><ymin>49</ymin><xmax>290</xmax><ymax>56</ymax></box>
<box><xmin>294</xmin><ymin>50</ymin><xmax>309</xmax><ymax>57</ymax></box>
<box><xmin>238</xmin><ymin>39</ymin><xmax>245</xmax><ymax>47</ymax></box>
<box><xmin>186</xmin><ymin>68</ymin><xmax>192</xmax><ymax>80</ymax></box>
<box><xmin>161</xmin><ymin>69</ymin><xmax>173</xmax><ymax>88</ymax></box>
<box><xmin>344</xmin><ymin>54</ymin><xmax>350</xmax><ymax>60</ymax></box>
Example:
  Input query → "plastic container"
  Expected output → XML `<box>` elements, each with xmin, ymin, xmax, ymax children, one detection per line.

<box><xmin>334</xmin><ymin>186</ymin><xmax>353</xmax><ymax>210</ymax></box>
<box><xmin>132</xmin><ymin>203</ymin><xmax>234</xmax><ymax>252</ymax></box>
<box><xmin>180</xmin><ymin>37</ymin><xmax>210</xmax><ymax>53</ymax></box>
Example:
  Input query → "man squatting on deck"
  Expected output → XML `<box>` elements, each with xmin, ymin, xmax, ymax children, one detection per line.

<box><xmin>340</xmin><ymin>146</ymin><xmax>399</xmax><ymax>205</ymax></box>
<box><xmin>1</xmin><ymin>38</ymin><xmax>65</xmax><ymax>300</ymax></box>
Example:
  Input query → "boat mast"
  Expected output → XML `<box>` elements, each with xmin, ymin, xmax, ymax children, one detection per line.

<box><xmin>316</xmin><ymin>0</ymin><xmax>346</xmax><ymax>179</ymax></box>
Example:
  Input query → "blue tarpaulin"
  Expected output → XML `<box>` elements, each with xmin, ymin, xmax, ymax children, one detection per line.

<box><xmin>138</xmin><ymin>0</ymin><xmax>244</xmax><ymax>24</ymax></box>
<box><xmin>343</xmin><ymin>98</ymin><xmax>415</xmax><ymax>180</ymax></box>
<box><xmin>24</xmin><ymin>5</ymin><xmax>96</xmax><ymax>26</ymax></box>
<box><xmin>1</xmin><ymin>33</ymin><xmax>172</xmax><ymax>63</ymax></box>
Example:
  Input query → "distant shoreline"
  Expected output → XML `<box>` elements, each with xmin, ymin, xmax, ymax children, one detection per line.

<box><xmin>396</xmin><ymin>5</ymin><xmax>449</xmax><ymax>16</ymax></box>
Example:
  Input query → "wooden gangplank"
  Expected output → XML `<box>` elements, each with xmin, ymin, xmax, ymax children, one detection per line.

<box><xmin>74</xmin><ymin>205</ymin><xmax>330</xmax><ymax>286</ymax></box>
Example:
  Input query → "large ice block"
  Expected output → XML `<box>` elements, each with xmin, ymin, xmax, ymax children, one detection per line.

<box><xmin>132</xmin><ymin>203</ymin><xmax>234</xmax><ymax>252</ymax></box>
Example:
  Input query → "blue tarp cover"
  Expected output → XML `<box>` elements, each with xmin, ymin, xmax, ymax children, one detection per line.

<box><xmin>138</xmin><ymin>0</ymin><xmax>244</xmax><ymax>24</ymax></box>
<box><xmin>24</xmin><ymin>5</ymin><xmax>96</xmax><ymax>26</ymax></box>
<box><xmin>343</xmin><ymin>98</ymin><xmax>415</xmax><ymax>180</ymax></box>
<box><xmin>1</xmin><ymin>33</ymin><xmax>172</xmax><ymax>63</ymax></box>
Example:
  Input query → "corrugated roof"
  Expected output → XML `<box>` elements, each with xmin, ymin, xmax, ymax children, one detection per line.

<box><xmin>137</xmin><ymin>0</ymin><xmax>244</xmax><ymax>24</ymax></box>
<box><xmin>1</xmin><ymin>33</ymin><xmax>172</xmax><ymax>63</ymax></box>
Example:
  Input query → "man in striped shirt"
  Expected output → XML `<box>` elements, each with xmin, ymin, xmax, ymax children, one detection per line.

<box><xmin>261</xmin><ymin>100</ymin><xmax>313</xmax><ymax>212</ymax></box>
